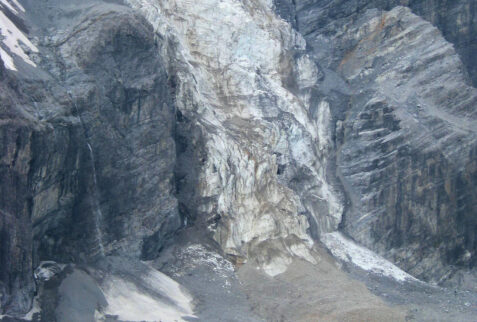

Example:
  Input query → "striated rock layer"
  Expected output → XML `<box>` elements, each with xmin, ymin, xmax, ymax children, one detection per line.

<box><xmin>275</xmin><ymin>0</ymin><xmax>477</xmax><ymax>87</ymax></box>
<box><xmin>334</xmin><ymin>7</ymin><xmax>477</xmax><ymax>281</ymax></box>
<box><xmin>275</xmin><ymin>0</ymin><xmax>477</xmax><ymax>282</ymax></box>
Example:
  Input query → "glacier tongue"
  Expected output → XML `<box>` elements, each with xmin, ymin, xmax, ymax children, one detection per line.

<box><xmin>125</xmin><ymin>0</ymin><xmax>343</xmax><ymax>271</ymax></box>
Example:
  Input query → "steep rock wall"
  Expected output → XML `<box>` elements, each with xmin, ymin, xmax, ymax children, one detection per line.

<box><xmin>0</xmin><ymin>55</ymin><xmax>35</xmax><ymax>315</ymax></box>
<box><xmin>1</xmin><ymin>0</ymin><xmax>477</xmax><ymax>316</ymax></box>
<box><xmin>274</xmin><ymin>0</ymin><xmax>477</xmax><ymax>281</ymax></box>
<box><xmin>125</xmin><ymin>0</ymin><xmax>344</xmax><ymax>270</ymax></box>
<box><xmin>334</xmin><ymin>7</ymin><xmax>477</xmax><ymax>281</ymax></box>
<box><xmin>275</xmin><ymin>0</ymin><xmax>477</xmax><ymax>86</ymax></box>
<box><xmin>1</xmin><ymin>1</ymin><xmax>181</xmax><ymax>315</ymax></box>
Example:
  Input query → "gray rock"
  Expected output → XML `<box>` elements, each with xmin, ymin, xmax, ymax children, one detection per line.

<box><xmin>334</xmin><ymin>7</ymin><xmax>477</xmax><ymax>282</ymax></box>
<box><xmin>273</xmin><ymin>0</ymin><xmax>477</xmax><ymax>282</ymax></box>
<box><xmin>1</xmin><ymin>1</ymin><xmax>180</xmax><ymax>315</ymax></box>
<box><xmin>56</xmin><ymin>269</ymin><xmax>106</xmax><ymax>322</ymax></box>
<box><xmin>274</xmin><ymin>0</ymin><xmax>477</xmax><ymax>86</ymax></box>
<box><xmin>0</xmin><ymin>56</ymin><xmax>35</xmax><ymax>316</ymax></box>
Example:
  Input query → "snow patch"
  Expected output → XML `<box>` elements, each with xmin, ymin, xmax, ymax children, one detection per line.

<box><xmin>322</xmin><ymin>232</ymin><xmax>417</xmax><ymax>282</ymax></box>
<box><xmin>10</xmin><ymin>0</ymin><xmax>25</xmax><ymax>12</ymax></box>
<box><xmin>101</xmin><ymin>268</ymin><xmax>195</xmax><ymax>322</ymax></box>
<box><xmin>0</xmin><ymin>0</ymin><xmax>19</xmax><ymax>14</ymax></box>
<box><xmin>0</xmin><ymin>9</ymin><xmax>38</xmax><ymax>70</ymax></box>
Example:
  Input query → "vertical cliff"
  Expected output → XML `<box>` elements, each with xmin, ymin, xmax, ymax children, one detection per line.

<box><xmin>125</xmin><ymin>0</ymin><xmax>344</xmax><ymax>273</ymax></box>
<box><xmin>274</xmin><ymin>0</ymin><xmax>477</xmax><ymax>281</ymax></box>
<box><xmin>1</xmin><ymin>1</ymin><xmax>181</xmax><ymax>315</ymax></box>
<box><xmin>0</xmin><ymin>54</ymin><xmax>35</xmax><ymax>315</ymax></box>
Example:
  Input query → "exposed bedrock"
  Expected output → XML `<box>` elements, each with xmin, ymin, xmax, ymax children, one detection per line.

<box><xmin>274</xmin><ymin>0</ymin><xmax>477</xmax><ymax>282</ymax></box>
<box><xmin>1</xmin><ymin>1</ymin><xmax>180</xmax><ymax>315</ymax></box>
<box><xmin>126</xmin><ymin>0</ymin><xmax>344</xmax><ymax>271</ymax></box>
<box><xmin>335</xmin><ymin>8</ymin><xmax>477</xmax><ymax>281</ymax></box>
<box><xmin>27</xmin><ymin>3</ymin><xmax>181</xmax><ymax>261</ymax></box>
<box><xmin>0</xmin><ymin>55</ymin><xmax>35</xmax><ymax>315</ymax></box>
<box><xmin>274</xmin><ymin>0</ymin><xmax>477</xmax><ymax>86</ymax></box>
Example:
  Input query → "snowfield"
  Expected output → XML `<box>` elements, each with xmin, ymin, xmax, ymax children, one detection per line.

<box><xmin>100</xmin><ymin>264</ymin><xmax>196</xmax><ymax>322</ymax></box>
<box><xmin>0</xmin><ymin>3</ymin><xmax>37</xmax><ymax>70</ymax></box>
<box><xmin>322</xmin><ymin>232</ymin><xmax>417</xmax><ymax>282</ymax></box>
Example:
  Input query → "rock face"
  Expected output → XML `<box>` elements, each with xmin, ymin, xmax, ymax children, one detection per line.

<box><xmin>0</xmin><ymin>0</ymin><xmax>476</xmax><ymax>318</ymax></box>
<box><xmin>274</xmin><ymin>0</ymin><xmax>477</xmax><ymax>281</ymax></box>
<box><xmin>0</xmin><ymin>54</ymin><xmax>35</xmax><ymax>315</ymax></box>
<box><xmin>407</xmin><ymin>0</ymin><xmax>477</xmax><ymax>87</ymax></box>
<box><xmin>1</xmin><ymin>0</ymin><xmax>180</xmax><ymax>315</ymax></box>
<box><xmin>41</xmin><ymin>3</ymin><xmax>180</xmax><ymax>261</ymax></box>
<box><xmin>125</xmin><ymin>0</ymin><xmax>342</xmax><ymax>269</ymax></box>
<box><xmin>334</xmin><ymin>7</ymin><xmax>477</xmax><ymax>281</ymax></box>
<box><xmin>275</xmin><ymin>0</ymin><xmax>477</xmax><ymax>86</ymax></box>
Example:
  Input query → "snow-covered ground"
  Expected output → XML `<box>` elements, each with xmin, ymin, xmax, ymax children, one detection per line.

<box><xmin>100</xmin><ymin>264</ymin><xmax>196</xmax><ymax>322</ymax></box>
<box><xmin>322</xmin><ymin>231</ymin><xmax>417</xmax><ymax>282</ymax></box>
<box><xmin>0</xmin><ymin>2</ymin><xmax>37</xmax><ymax>71</ymax></box>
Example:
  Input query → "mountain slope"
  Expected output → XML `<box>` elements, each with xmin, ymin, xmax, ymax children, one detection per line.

<box><xmin>0</xmin><ymin>0</ymin><xmax>476</xmax><ymax>320</ymax></box>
